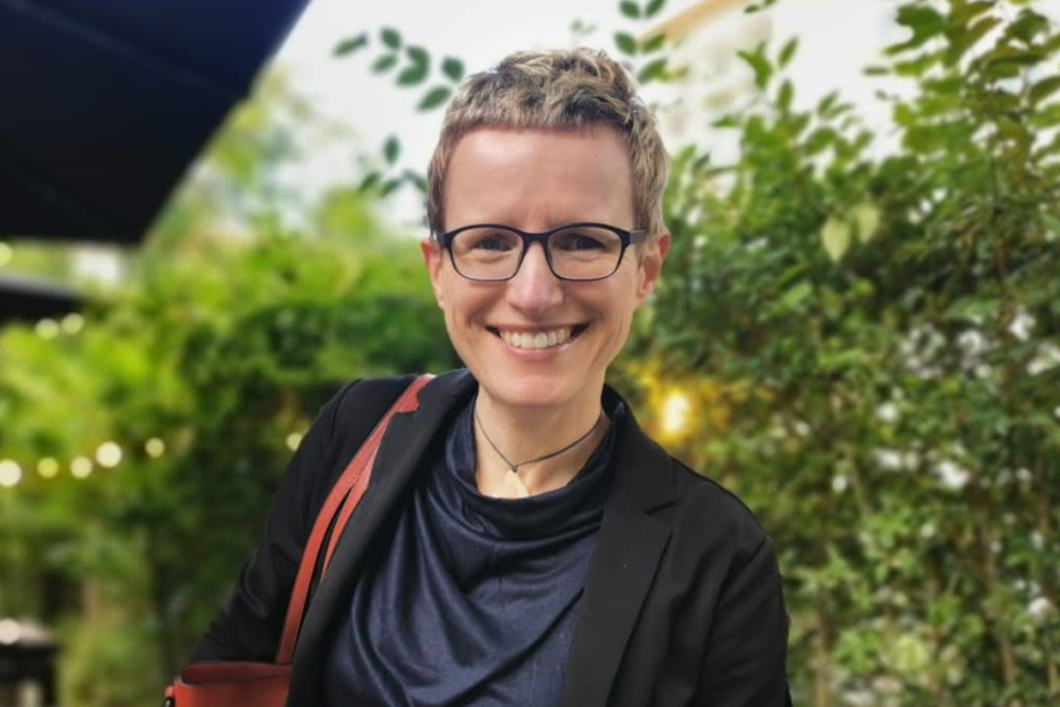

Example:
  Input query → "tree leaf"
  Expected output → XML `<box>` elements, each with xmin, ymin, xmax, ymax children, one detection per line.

<box><xmin>778</xmin><ymin>37</ymin><xmax>799</xmax><ymax>68</ymax></box>
<box><xmin>1030</xmin><ymin>75</ymin><xmax>1060</xmax><ymax>105</ymax></box>
<box><xmin>615</xmin><ymin>32</ymin><xmax>638</xmax><ymax>55</ymax></box>
<box><xmin>383</xmin><ymin>136</ymin><xmax>400</xmax><ymax>165</ymax></box>
<box><xmin>403</xmin><ymin>169</ymin><xmax>428</xmax><ymax>194</ymax></box>
<box><xmin>417</xmin><ymin>85</ymin><xmax>452</xmax><ymax>111</ymax></box>
<box><xmin>1007</xmin><ymin>8</ymin><xmax>1048</xmax><ymax>44</ymax></box>
<box><xmin>397</xmin><ymin>46</ymin><xmax>430</xmax><ymax>85</ymax></box>
<box><xmin>894</xmin><ymin>51</ymin><xmax>941</xmax><ymax>77</ymax></box>
<box><xmin>645</xmin><ymin>0</ymin><xmax>667</xmax><ymax>18</ymax></box>
<box><xmin>371</xmin><ymin>54</ymin><xmax>399</xmax><ymax>73</ymax></box>
<box><xmin>380</xmin><ymin>27</ymin><xmax>402</xmax><ymax>50</ymax></box>
<box><xmin>896</xmin><ymin>5</ymin><xmax>946</xmax><ymax>37</ymax></box>
<box><xmin>642</xmin><ymin>33</ymin><xmax>667</xmax><ymax>53</ymax></box>
<box><xmin>948</xmin><ymin>15</ymin><xmax>1002</xmax><ymax>64</ymax></box>
<box><xmin>406</xmin><ymin>45</ymin><xmax>429</xmax><ymax>66</ymax></box>
<box><xmin>778</xmin><ymin>80</ymin><xmax>794</xmax><ymax>113</ymax></box>
<box><xmin>821</xmin><ymin>216</ymin><xmax>851</xmax><ymax>261</ymax></box>
<box><xmin>333</xmin><ymin>33</ymin><xmax>368</xmax><ymax>57</ymax></box>
<box><xmin>359</xmin><ymin>172</ymin><xmax>381</xmax><ymax>192</ymax></box>
<box><xmin>441</xmin><ymin>57</ymin><xmax>464</xmax><ymax>82</ymax></box>
<box><xmin>952</xmin><ymin>1</ymin><xmax>993</xmax><ymax>25</ymax></box>
<box><xmin>737</xmin><ymin>44</ymin><xmax>773</xmax><ymax>90</ymax></box>
<box><xmin>851</xmin><ymin>202</ymin><xmax>881</xmax><ymax>242</ymax></box>
<box><xmin>805</xmin><ymin>127</ymin><xmax>837</xmax><ymax>155</ymax></box>
<box><xmin>1031</xmin><ymin>103</ymin><xmax>1060</xmax><ymax>128</ymax></box>
<box><xmin>778</xmin><ymin>281</ymin><xmax>814</xmax><ymax>311</ymax></box>
<box><xmin>637</xmin><ymin>57</ymin><xmax>668</xmax><ymax>84</ymax></box>
<box><xmin>620</xmin><ymin>1</ymin><xmax>641</xmax><ymax>19</ymax></box>
<box><xmin>817</xmin><ymin>91</ymin><xmax>839</xmax><ymax>116</ymax></box>
<box><xmin>887</xmin><ymin>5</ymin><xmax>946</xmax><ymax>57</ymax></box>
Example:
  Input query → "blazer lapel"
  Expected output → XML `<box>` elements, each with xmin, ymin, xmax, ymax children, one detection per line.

<box><xmin>288</xmin><ymin>369</ymin><xmax>476</xmax><ymax>705</ymax></box>
<box><xmin>559</xmin><ymin>397</ymin><xmax>678</xmax><ymax>707</ymax></box>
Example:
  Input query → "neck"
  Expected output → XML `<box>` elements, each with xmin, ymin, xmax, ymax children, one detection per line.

<box><xmin>473</xmin><ymin>386</ymin><xmax>611</xmax><ymax>498</ymax></box>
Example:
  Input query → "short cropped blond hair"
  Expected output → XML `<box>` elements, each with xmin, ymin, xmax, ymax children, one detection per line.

<box><xmin>426</xmin><ymin>48</ymin><xmax>670</xmax><ymax>243</ymax></box>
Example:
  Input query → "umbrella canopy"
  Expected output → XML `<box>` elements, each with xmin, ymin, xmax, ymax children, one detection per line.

<box><xmin>0</xmin><ymin>0</ymin><xmax>310</xmax><ymax>245</ymax></box>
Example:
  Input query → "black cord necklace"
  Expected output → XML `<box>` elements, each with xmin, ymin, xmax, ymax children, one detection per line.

<box><xmin>473</xmin><ymin>404</ymin><xmax>605</xmax><ymax>474</ymax></box>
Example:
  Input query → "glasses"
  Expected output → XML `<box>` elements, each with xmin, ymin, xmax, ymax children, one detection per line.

<box><xmin>432</xmin><ymin>222</ymin><xmax>648</xmax><ymax>281</ymax></box>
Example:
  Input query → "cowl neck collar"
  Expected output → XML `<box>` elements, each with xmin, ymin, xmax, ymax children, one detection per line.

<box><xmin>439</xmin><ymin>391</ymin><xmax>627</xmax><ymax>540</ymax></box>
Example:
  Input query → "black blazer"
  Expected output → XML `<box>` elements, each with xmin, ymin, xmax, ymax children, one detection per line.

<box><xmin>192</xmin><ymin>369</ymin><xmax>791</xmax><ymax>706</ymax></box>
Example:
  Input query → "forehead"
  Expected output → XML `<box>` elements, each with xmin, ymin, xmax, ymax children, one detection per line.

<box><xmin>444</xmin><ymin>126</ymin><xmax>635</xmax><ymax>229</ymax></box>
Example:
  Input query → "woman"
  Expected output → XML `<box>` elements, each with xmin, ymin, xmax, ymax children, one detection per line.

<box><xmin>190</xmin><ymin>48</ymin><xmax>791</xmax><ymax>706</ymax></box>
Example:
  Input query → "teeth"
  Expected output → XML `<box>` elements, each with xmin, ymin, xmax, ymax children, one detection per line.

<box><xmin>498</xmin><ymin>327</ymin><xmax>575</xmax><ymax>350</ymax></box>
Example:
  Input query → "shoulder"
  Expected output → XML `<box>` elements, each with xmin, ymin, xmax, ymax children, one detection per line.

<box><xmin>657</xmin><ymin>452</ymin><xmax>772</xmax><ymax>572</ymax></box>
<box><xmin>326</xmin><ymin>373</ymin><xmax>421</xmax><ymax>434</ymax></box>
<box><xmin>609</xmin><ymin>394</ymin><xmax>771</xmax><ymax>564</ymax></box>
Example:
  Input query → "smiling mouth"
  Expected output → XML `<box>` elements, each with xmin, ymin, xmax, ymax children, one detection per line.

<box><xmin>486</xmin><ymin>324</ymin><xmax>589</xmax><ymax>350</ymax></box>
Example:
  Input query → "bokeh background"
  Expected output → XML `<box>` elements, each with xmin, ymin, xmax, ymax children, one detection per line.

<box><xmin>1</xmin><ymin>0</ymin><xmax>1059</xmax><ymax>705</ymax></box>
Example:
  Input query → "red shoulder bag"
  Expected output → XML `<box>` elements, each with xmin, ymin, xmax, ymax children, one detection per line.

<box><xmin>163</xmin><ymin>374</ymin><xmax>434</xmax><ymax>707</ymax></box>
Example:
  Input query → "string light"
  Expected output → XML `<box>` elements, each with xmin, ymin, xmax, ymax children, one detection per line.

<box><xmin>35</xmin><ymin>318</ymin><xmax>60</xmax><ymax>339</ymax></box>
<box><xmin>145</xmin><ymin>438</ymin><xmax>166</xmax><ymax>458</ymax></box>
<box><xmin>660</xmin><ymin>389</ymin><xmax>693</xmax><ymax>438</ymax></box>
<box><xmin>37</xmin><ymin>458</ymin><xmax>59</xmax><ymax>479</ymax></box>
<box><xmin>0</xmin><ymin>460</ymin><xmax>22</xmax><ymax>488</ymax></box>
<box><xmin>61</xmin><ymin>313</ymin><xmax>85</xmax><ymax>335</ymax></box>
<box><xmin>0</xmin><ymin>619</ymin><xmax>20</xmax><ymax>645</ymax></box>
<box><xmin>70</xmin><ymin>456</ymin><xmax>93</xmax><ymax>479</ymax></box>
<box><xmin>95</xmin><ymin>442</ymin><xmax>122</xmax><ymax>468</ymax></box>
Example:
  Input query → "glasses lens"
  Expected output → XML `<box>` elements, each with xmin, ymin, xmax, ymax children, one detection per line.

<box><xmin>548</xmin><ymin>225</ymin><xmax>623</xmax><ymax>279</ymax></box>
<box><xmin>451</xmin><ymin>227</ymin><xmax>523</xmax><ymax>279</ymax></box>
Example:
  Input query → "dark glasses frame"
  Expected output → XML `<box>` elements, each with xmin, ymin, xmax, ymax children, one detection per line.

<box><xmin>431</xmin><ymin>222</ymin><xmax>649</xmax><ymax>281</ymax></box>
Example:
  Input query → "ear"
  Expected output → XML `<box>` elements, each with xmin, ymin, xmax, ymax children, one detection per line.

<box><xmin>420</xmin><ymin>237</ymin><xmax>447</xmax><ymax>308</ymax></box>
<box><xmin>634</xmin><ymin>231</ymin><xmax>670</xmax><ymax>307</ymax></box>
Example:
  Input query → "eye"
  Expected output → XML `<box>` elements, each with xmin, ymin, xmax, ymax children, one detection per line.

<box><xmin>471</xmin><ymin>232</ymin><xmax>516</xmax><ymax>251</ymax></box>
<box><xmin>570</xmin><ymin>234</ymin><xmax>606</xmax><ymax>250</ymax></box>
<box><xmin>554</xmin><ymin>231</ymin><xmax>607</xmax><ymax>251</ymax></box>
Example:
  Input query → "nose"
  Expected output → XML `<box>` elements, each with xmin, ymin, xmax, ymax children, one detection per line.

<box><xmin>506</xmin><ymin>242</ymin><xmax>564</xmax><ymax>313</ymax></box>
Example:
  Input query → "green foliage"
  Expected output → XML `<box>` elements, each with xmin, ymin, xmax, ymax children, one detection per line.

<box><xmin>619</xmin><ymin>1</ymin><xmax>641</xmax><ymax>20</ymax></box>
<box><xmin>441</xmin><ymin>56</ymin><xmax>464</xmax><ymax>82</ymax></box>
<box><xmin>371</xmin><ymin>53</ymin><xmax>398</xmax><ymax>73</ymax></box>
<box><xmin>5</xmin><ymin>2</ymin><xmax>1060</xmax><ymax>706</ymax></box>
<box><xmin>396</xmin><ymin>45</ymin><xmax>430</xmax><ymax>85</ymax></box>
<box><xmin>380</xmin><ymin>27</ymin><xmax>402</xmax><ymax>50</ymax></box>
<box><xmin>383</xmin><ymin>135</ymin><xmax>400</xmax><ymax>164</ymax></box>
<box><xmin>417</xmin><ymin>85</ymin><xmax>452</xmax><ymax>111</ymax></box>
<box><xmin>737</xmin><ymin>42</ymin><xmax>774</xmax><ymax>90</ymax></box>
<box><xmin>611</xmin><ymin>0</ymin><xmax>679</xmax><ymax>84</ymax></box>
<box><xmin>645</xmin><ymin>0</ymin><xmax>667</xmax><ymax>19</ymax></box>
<box><xmin>637</xmin><ymin>57</ymin><xmax>670</xmax><ymax>84</ymax></box>
<box><xmin>0</xmin><ymin>81</ymin><xmax>459</xmax><ymax>707</ymax></box>
<box><xmin>626</xmin><ymin>1</ymin><xmax>1060</xmax><ymax>704</ymax></box>
<box><xmin>332</xmin><ymin>32</ymin><xmax>367</xmax><ymax>56</ymax></box>
<box><xmin>615</xmin><ymin>31</ymin><xmax>639</xmax><ymax>56</ymax></box>
<box><xmin>333</xmin><ymin>29</ymin><xmax>466</xmax><ymax>195</ymax></box>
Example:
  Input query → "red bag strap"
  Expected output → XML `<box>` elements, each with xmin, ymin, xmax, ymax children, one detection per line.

<box><xmin>275</xmin><ymin>374</ymin><xmax>434</xmax><ymax>664</ymax></box>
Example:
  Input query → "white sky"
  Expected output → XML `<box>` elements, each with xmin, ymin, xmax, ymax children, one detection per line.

<box><xmin>266</xmin><ymin>0</ymin><xmax>1060</xmax><ymax>231</ymax></box>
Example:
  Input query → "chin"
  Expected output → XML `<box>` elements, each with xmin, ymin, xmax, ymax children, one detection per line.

<box><xmin>476</xmin><ymin>370</ymin><xmax>580</xmax><ymax>410</ymax></box>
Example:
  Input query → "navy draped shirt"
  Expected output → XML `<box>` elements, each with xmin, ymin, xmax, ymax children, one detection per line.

<box><xmin>323</xmin><ymin>392</ymin><xmax>625</xmax><ymax>706</ymax></box>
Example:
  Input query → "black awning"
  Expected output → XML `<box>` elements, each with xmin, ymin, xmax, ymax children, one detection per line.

<box><xmin>0</xmin><ymin>271</ymin><xmax>83</xmax><ymax>324</ymax></box>
<box><xmin>0</xmin><ymin>0</ymin><xmax>310</xmax><ymax>245</ymax></box>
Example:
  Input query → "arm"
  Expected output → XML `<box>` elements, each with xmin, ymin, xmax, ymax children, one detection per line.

<box><xmin>189</xmin><ymin>380</ymin><xmax>360</xmax><ymax>663</ymax></box>
<box><xmin>693</xmin><ymin>536</ymin><xmax>791</xmax><ymax>706</ymax></box>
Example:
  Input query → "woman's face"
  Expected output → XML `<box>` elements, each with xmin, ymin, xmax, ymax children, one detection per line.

<box><xmin>421</xmin><ymin>126</ymin><xmax>668</xmax><ymax>412</ymax></box>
